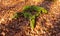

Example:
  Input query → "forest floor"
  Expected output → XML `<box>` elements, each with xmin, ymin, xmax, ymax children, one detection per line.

<box><xmin>0</xmin><ymin>0</ymin><xmax>60</xmax><ymax>36</ymax></box>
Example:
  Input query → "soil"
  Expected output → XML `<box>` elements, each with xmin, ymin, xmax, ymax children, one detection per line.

<box><xmin>0</xmin><ymin>0</ymin><xmax>60</xmax><ymax>36</ymax></box>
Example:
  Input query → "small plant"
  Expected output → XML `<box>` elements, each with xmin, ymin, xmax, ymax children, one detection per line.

<box><xmin>22</xmin><ymin>5</ymin><xmax>48</xmax><ymax>29</ymax></box>
<box><xmin>12</xmin><ymin>5</ymin><xmax>48</xmax><ymax>29</ymax></box>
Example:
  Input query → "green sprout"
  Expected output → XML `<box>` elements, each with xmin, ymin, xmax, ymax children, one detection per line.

<box><xmin>12</xmin><ymin>5</ymin><xmax>48</xmax><ymax>29</ymax></box>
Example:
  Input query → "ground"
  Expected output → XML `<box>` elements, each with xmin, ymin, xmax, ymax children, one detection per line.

<box><xmin>0</xmin><ymin>0</ymin><xmax>60</xmax><ymax>36</ymax></box>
